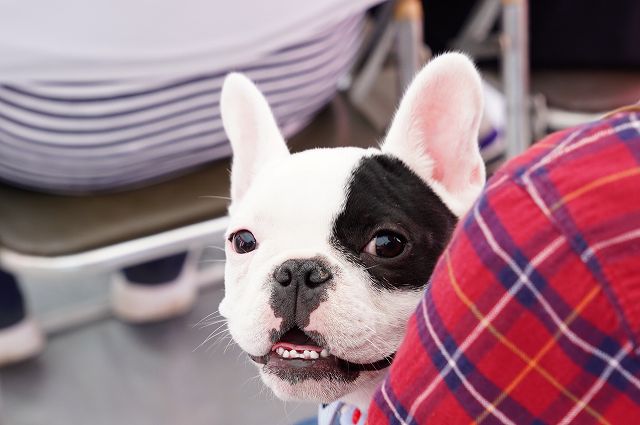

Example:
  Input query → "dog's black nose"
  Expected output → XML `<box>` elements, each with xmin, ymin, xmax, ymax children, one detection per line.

<box><xmin>271</xmin><ymin>258</ymin><xmax>333</xmax><ymax>328</ymax></box>
<box><xmin>273</xmin><ymin>258</ymin><xmax>332</xmax><ymax>287</ymax></box>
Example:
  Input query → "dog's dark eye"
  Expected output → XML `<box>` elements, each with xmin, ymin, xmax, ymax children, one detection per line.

<box><xmin>363</xmin><ymin>231</ymin><xmax>406</xmax><ymax>258</ymax></box>
<box><xmin>230</xmin><ymin>230</ymin><xmax>257</xmax><ymax>254</ymax></box>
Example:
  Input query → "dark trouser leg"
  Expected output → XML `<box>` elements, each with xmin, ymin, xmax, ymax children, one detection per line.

<box><xmin>0</xmin><ymin>269</ymin><xmax>43</xmax><ymax>366</ymax></box>
<box><xmin>0</xmin><ymin>269</ymin><xmax>26</xmax><ymax>328</ymax></box>
<box><xmin>122</xmin><ymin>252</ymin><xmax>188</xmax><ymax>285</ymax></box>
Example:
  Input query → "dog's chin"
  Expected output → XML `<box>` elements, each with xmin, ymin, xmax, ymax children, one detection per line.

<box><xmin>259</xmin><ymin>368</ymin><xmax>384</xmax><ymax>403</ymax></box>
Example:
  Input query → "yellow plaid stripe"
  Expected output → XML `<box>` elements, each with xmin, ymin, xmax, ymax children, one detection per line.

<box><xmin>475</xmin><ymin>284</ymin><xmax>602</xmax><ymax>424</ymax></box>
<box><xmin>550</xmin><ymin>167</ymin><xmax>640</xmax><ymax>212</ymax></box>
<box><xmin>530</xmin><ymin>142</ymin><xmax>557</xmax><ymax>150</ymax></box>
<box><xmin>443</xmin><ymin>252</ymin><xmax>610</xmax><ymax>425</ymax></box>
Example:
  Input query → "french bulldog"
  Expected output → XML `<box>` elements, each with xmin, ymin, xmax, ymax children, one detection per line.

<box><xmin>218</xmin><ymin>53</ymin><xmax>485</xmax><ymax>410</ymax></box>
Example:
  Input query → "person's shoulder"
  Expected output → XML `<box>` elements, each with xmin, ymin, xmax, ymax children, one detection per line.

<box><xmin>483</xmin><ymin>109</ymin><xmax>640</xmax><ymax>212</ymax></box>
<box><xmin>496</xmin><ymin>109</ymin><xmax>640</xmax><ymax>185</ymax></box>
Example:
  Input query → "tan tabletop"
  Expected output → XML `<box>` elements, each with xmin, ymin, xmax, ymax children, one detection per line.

<box><xmin>532</xmin><ymin>70</ymin><xmax>640</xmax><ymax>113</ymax></box>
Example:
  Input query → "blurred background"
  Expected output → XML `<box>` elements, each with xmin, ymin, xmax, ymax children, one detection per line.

<box><xmin>0</xmin><ymin>0</ymin><xmax>638</xmax><ymax>424</ymax></box>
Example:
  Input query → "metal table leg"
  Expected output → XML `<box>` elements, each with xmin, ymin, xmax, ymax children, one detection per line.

<box><xmin>502</xmin><ymin>0</ymin><xmax>531</xmax><ymax>157</ymax></box>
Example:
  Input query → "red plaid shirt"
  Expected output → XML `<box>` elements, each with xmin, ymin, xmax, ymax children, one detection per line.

<box><xmin>369</xmin><ymin>107</ymin><xmax>640</xmax><ymax>424</ymax></box>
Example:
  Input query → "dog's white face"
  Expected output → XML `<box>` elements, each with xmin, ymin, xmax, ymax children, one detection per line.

<box><xmin>219</xmin><ymin>53</ymin><xmax>485</xmax><ymax>406</ymax></box>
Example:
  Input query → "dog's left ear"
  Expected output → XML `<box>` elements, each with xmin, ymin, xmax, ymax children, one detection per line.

<box><xmin>221</xmin><ymin>73</ymin><xmax>290</xmax><ymax>203</ymax></box>
<box><xmin>381</xmin><ymin>53</ymin><xmax>485</xmax><ymax>216</ymax></box>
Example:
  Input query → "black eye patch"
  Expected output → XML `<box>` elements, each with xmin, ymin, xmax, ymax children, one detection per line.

<box><xmin>330</xmin><ymin>155</ymin><xmax>457</xmax><ymax>290</ymax></box>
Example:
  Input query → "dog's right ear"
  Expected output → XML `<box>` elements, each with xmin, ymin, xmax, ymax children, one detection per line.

<box><xmin>221</xmin><ymin>73</ymin><xmax>290</xmax><ymax>203</ymax></box>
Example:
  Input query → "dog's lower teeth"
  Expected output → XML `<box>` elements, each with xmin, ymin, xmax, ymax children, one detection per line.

<box><xmin>273</xmin><ymin>347</ymin><xmax>331</xmax><ymax>359</ymax></box>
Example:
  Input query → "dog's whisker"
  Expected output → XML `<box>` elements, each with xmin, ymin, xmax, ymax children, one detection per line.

<box><xmin>208</xmin><ymin>326</ymin><xmax>230</xmax><ymax>340</ymax></box>
<box><xmin>282</xmin><ymin>399</ymin><xmax>303</xmax><ymax>421</ymax></box>
<box><xmin>198</xmin><ymin>333</ymin><xmax>228</xmax><ymax>353</ymax></box>
<box><xmin>204</xmin><ymin>331</ymin><xmax>232</xmax><ymax>352</ymax></box>
<box><xmin>364</xmin><ymin>338</ymin><xmax>384</xmax><ymax>354</ymax></box>
<box><xmin>205</xmin><ymin>245</ymin><xmax>226</xmax><ymax>253</ymax></box>
<box><xmin>223</xmin><ymin>336</ymin><xmax>236</xmax><ymax>354</ymax></box>
<box><xmin>240</xmin><ymin>373</ymin><xmax>263</xmax><ymax>392</ymax></box>
<box><xmin>237</xmin><ymin>350</ymin><xmax>249</xmax><ymax>362</ymax></box>
<box><xmin>198</xmin><ymin>325</ymin><xmax>228</xmax><ymax>337</ymax></box>
<box><xmin>361</xmin><ymin>323</ymin><xmax>376</xmax><ymax>332</ymax></box>
<box><xmin>194</xmin><ymin>324</ymin><xmax>229</xmax><ymax>351</ymax></box>
<box><xmin>194</xmin><ymin>310</ymin><xmax>222</xmax><ymax>324</ymax></box>
<box><xmin>205</xmin><ymin>332</ymin><xmax>231</xmax><ymax>352</ymax></box>
<box><xmin>197</xmin><ymin>323</ymin><xmax>227</xmax><ymax>332</ymax></box>
<box><xmin>197</xmin><ymin>318</ymin><xmax>227</xmax><ymax>327</ymax></box>
<box><xmin>196</xmin><ymin>318</ymin><xmax>228</xmax><ymax>329</ymax></box>
<box><xmin>192</xmin><ymin>314</ymin><xmax>226</xmax><ymax>328</ymax></box>
<box><xmin>205</xmin><ymin>332</ymin><xmax>232</xmax><ymax>348</ymax></box>
<box><xmin>199</xmin><ymin>195</ymin><xmax>232</xmax><ymax>201</ymax></box>
<box><xmin>205</xmin><ymin>322</ymin><xmax>228</xmax><ymax>336</ymax></box>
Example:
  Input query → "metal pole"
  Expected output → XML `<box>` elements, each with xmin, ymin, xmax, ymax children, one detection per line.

<box><xmin>502</xmin><ymin>0</ymin><xmax>531</xmax><ymax>157</ymax></box>
<box><xmin>395</xmin><ymin>0</ymin><xmax>424</xmax><ymax>91</ymax></box>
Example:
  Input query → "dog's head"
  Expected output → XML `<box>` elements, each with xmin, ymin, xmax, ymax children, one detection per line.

<box><xmin>219</xmin><ymin>53</ymin><xmax>484</xmax><ymax>404</ymax></box>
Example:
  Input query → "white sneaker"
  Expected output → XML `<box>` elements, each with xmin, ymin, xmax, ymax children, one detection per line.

<box><xmin>0</xmin><ymin>318</ymin><xmax>45</xmax><ymax>367</ymax></box>
<box><xmin>110</xmin><ymin>267</ymin><xmax>197</xmax><ymax>323</ymax></box>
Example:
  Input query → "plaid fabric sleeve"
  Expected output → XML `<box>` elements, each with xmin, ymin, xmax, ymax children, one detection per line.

<box><xmin>368</xmin><ymin>109</ymin><xmax>640</xmax><ymax>424</ymax></box>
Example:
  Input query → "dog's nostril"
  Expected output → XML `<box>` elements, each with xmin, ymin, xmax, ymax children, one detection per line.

<box><xmin>306</xmin><ymin>268</ymin><xmax>332</xmax><ymax>286</ymax></box>
<box><xmin>274</xmin><ymin>267</ymin><xmax>293</xmax><ymax>286</ymax></box>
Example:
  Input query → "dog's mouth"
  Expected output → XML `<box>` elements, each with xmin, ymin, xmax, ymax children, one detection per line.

<box><xmin>248</xmin><ymin>327</ymin><xmax>395</xmax><ymax>383</ymax></box>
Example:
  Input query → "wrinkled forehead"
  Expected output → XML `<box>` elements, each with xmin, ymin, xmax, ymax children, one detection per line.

<box><xmin>229</xmin><ymin>147</ymin><xmax>376</xmax><ymax>230</ymax></box>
